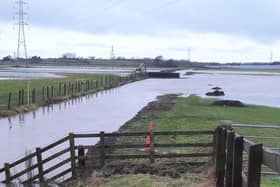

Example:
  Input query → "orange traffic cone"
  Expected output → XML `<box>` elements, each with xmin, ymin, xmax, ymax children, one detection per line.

<box><xmin>146</xmin><ymin>135</ymin><xmax>151</xmax><ymax>144</ymax></box>
<box><xmin>144</xmin><ymin>135</ymin><xmax>151</xmax><ymax>152</ymax></box>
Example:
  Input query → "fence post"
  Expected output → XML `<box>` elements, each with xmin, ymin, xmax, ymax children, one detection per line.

<box><xmin>36</xmin><ymin>148</ymin><xmax>44</xmax><ymax>183</ymax></box>
<box><xmin>32</xmin><ymin>89</ymin><xmax>36</xmax><ymax>104</ymax></box>
<box><xmin>232</xmin><ymin>136</ymin><xmax>244</xmax><ymax>187</ymax></box>
<box><xmin>78</xmin><ymin>146</ymin><xmax>85</xmax><ymax>167</ymax></box>
<box><xmin>71</xmin><ymin>84</ymin><xmax>74</xmax><ymax>94</ymax></box>
<box><xmin>150</xmin><ymin>131</ymin><xmax>155</xmax><ymax>164</ymax></box>
<box><xmin>4</xmin><ymin>163</ymin><xmax>11</xmax><ymax>184</ymax></box>
<box><xmin>42</xmin><ymin>87</ymin><xmax>45</xmax><ymax>101</ymax></box>
<box><xmin>51</xmin><ymin>86</ymin><xmax>54</xmax><ymax>98</ymax></box>
<box><xmin>100</xmin><ymin>131</ymin><xmax>105</xmax><ymax>168</ymax></box>
<box><xmin>247</xmin><ymin>144</ymin><xmax>263</xmax><ymax>187</ymax></box>
<box><xmin>64</xmin><ymin>84</ymin><xmax>66</xmax><ymax>96</ymax></box>
<box><xmin>225</xmin><ymin>131</ymin><xmax>234</xmax><ymax>187</ymax></box>
<box><xmin>18</xmin><ymin>90</ymin><xmax>21</xmax><ymax>106</ymax></box>
<box><xmin>8</xmin><ymin>92</ymin><xmax>11</xmax><ymax>110</ymax></box>
<box><xmin>68</xmin><ymin>82</ymin><xmax>71</xmax><ymax>94</ymax></box>
<box><xmin>47</xmin><ymin>87</ymin><xmax>49</xmax><ymax>100</ymax></box>
<box><xmin>21</xmin><ymin>89</ymin><xmax>24</xmax><ymax>105</ymax></box>
<box><xmin>213</xmin><ymin>128</ymin><xmax>217</xmax><ymax>164</ymax></box>
<box><xmin>69</xmin><ymin>133</ymin><xmax>76</xmax><ymax>179</ymax></box>
<box><xmin>59</xmin><ymin>83</ymin><xmax>61</xmax><ymax>96</ymax></box>
<box><xmin>215</xmin><ymin>126</ymin><xmax>226</xmax><ymax>187</ymax></box>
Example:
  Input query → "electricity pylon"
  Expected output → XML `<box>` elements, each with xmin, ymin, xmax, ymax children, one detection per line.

<box><xmin>110</xmin><ymin>45</ymin><xmax>115</xmax><ymax>60</ymax></box>
<box><xmin>16</xmin><ymin>0</ymin><xmax>28</xmax><ymax>59</ymax></box>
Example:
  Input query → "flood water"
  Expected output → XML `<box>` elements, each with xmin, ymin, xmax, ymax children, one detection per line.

<box><xmin>0</xmin><ymin>66</ymin><xmax>164</xmax><ymax>79</ymax></box>
<box><xmin>1</xmin><ymin>71</ymin><xmax>280</xmax><ymax>168</ymax></box>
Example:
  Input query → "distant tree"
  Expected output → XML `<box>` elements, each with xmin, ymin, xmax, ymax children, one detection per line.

<box><xmin>30</xmin><ymin>56</ymin><xmax>42</xmax><ymax>63</ymax></box>
<box><xmin>2</xmin><ymin>55</ymin><xmax>13</xmax><ymax>62</ymax></box>
<box><xmin>153</xmin><ymin>56</ymin><xmax>164</xmax><ymax>66</ymax></box>
<box><xmin>61</xmin><ymin>53</ymin><xmax>77</xmax><ymax>59</ymax></box>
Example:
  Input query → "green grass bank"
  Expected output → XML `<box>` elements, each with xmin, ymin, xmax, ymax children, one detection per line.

<box><xmin>70</xmin><ymin>95</ymin><xmax>280</xmax><ymax>187</ymax></box>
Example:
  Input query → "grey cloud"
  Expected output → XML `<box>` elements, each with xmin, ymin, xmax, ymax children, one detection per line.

<box><xmin>1</xmin><ymin>0</ymin><xmax>280</xmax><ymax>42</ymax></box>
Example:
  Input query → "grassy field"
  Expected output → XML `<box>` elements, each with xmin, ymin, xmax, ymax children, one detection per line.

<box><xmin>72</xmin><ymin>95</ymin><xmax>280</xmax><ymax>187</ymax></box>
<box><xmin>0</xmin><ymin>73</ymin><xmax>122</xmax><ymax>112</ymax></box>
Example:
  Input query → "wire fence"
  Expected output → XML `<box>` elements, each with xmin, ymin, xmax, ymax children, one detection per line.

<box><xmin>0</xmin><ymin>74</ymin><xmax>138</xmax><ymax>112</ymax></box>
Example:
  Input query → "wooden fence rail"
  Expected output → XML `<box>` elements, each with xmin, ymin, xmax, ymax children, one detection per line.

<box><xmin>0</xmin><ymin>130</ymin><xmax>214</xmax><ymax>185</ymax></box>
<box><xmin>215</xmin><ymin>122</ymin><xmax>280</xmax><ymax>187</ymax></box>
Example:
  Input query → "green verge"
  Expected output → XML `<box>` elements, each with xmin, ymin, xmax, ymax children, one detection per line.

<box><xmin>0</xmin><ymin>73</ymin><xmax>119</xmax><ymax>111</ymax></box>
<box><xmin>0</xmin><ymin>73</ymin><xmax>102</xmax><ymax>94</ymax></box>
<box><xmin>135</xmin><ymin>95</ymin><xmax>280</xmax><ymax>187</ymax></box>
<box><xmin>76</xmin><ymin>95</ymin><xmax>279</xmax><ymax>187</ymax></box>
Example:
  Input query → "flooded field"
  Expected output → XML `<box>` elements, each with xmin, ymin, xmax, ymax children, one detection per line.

<box><xmin>1</xmin><ymin>70</ymin><xmax>280</xmax><ymax>167</ymax></box>
<box><xmin>0</xmin><ymin>66</ymin><xmax>164</xmax><ymax>79</ymax></box>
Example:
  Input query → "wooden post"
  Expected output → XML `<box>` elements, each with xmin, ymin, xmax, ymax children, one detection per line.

<box><xmin>247</xmin><ymin>144</ymin><xmax>263</xmax><ymax>187</ymax></box>
<box><xmin>21</xmin><ymin>89</ymin><xmax>24</xmax><ymax>105</ymax></box>
<box><xmin>64</xmin><ymin>84</ymin><xmax>66</xmax><ymax>96</ymax></box>
<box><xmin>71</xmin><ymin>84</ymin><xmax>74</xmax><ymax>94</ymax></box>
<box><xmin>225</xmin><ymin>131</ymin><xmax>234</xmax><ymax>187</ymax></box>
<box><xmin>51</xmin><ymin>86</ymin><xmax>54</xmax><ymax>98</ymax></box>
<box><xmin>32</xmin><ymin>89</ymin><xmax>36</xmax><ymax>104</ymax></box>
<box><xmin>216</xmin><ymin>126</ymin><xmax>226</xmax><ymax>187</ymax></box>
<box><xmin>68</xmin><ymin>82</ymin><xmax>71</xmax><ymax>94</ymax></box>
<box><xmin>78</xmin><ymin>146</ymin><xmax>85</xmax><ymax>167</ymax></box>
<box><xmin>4</xmin><ymin>163</ymin><xmax>11</xmax><ymax>184</ymax></box>
<box><xmin>78</xmin><ymin>81</ymin><xmax>80</xmax><ymax>92</ymax></box>
<box><xmin>232</xmin><ymin>136</ymin><xmax>244</xmax><ymax>187</ymax></box>
<box><xmin>100</xmin><ymin>131</ymin><xmax>105</xmax><ymax>168</ymax></box>
<box><xmin>150</xmin><ymin>131</ymin><xmax>155</xmax><ymax>164</ymax></box>
<box><xmin>47</xmin><ymin>87</ymin><xmax>49</xmax><ymax>100</ymax></box>
<box><xmin>59</xmin><ymin>83</ymin><xmax>62</xmax><ymax>96</ymax></box>
<box><xmin>213</xmin><ymin>128</ymin><xmax>217</xmax><ymax>163</ymax></box>
<box><xmin>36</xmin><ymin>148</ymin><xmax>44</xmax><ymax>183</ymax></box>
<box><xmin>69</xmin><ymin>133</ymin><xmax>76</xmax><ymax>179</ymax></box>
<box><xmin>18</xmin><ymin>90</ymin><xmax>21</xmax><ymax>106</ymax></box>
<box><xmin>42</xmin><ymin>87</ymin><xmax>45</xmax><ymax>101</ymax></box>
<box><xmin>8</xmin><ymin>92</ymin><xmax>11</xmax><ymax>110</ymax></box>
<box><xmin>220</xmin><ymin>120</ymin><xmax>233</xmax><ymax>131</ymax></box>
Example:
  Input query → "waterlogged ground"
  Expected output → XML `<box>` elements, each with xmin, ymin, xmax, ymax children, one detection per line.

<box><xmin>0</xmin><ymin>66</ymin><xmax>164</xmax><ymax>79</ymax></box>
<box><xmin>1</xmin><ymin>70</ymin><xmax>280</xmax><ymax>169</ymax></box>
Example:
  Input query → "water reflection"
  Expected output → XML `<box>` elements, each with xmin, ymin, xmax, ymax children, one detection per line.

<box><xmin>19</xmin><ymin>114</ymin><xmax>24</xmax><ymax>125</ymax></box>
<box><xmin>2</xmin><ymin>74</ymin><xmax>280</xmax><ymax>167</ymax></box>
<box><xmin>6</xmin><ymin>87</ymin><xmax>118</xmax><ymax>127</ymax></box>
<box><xmin>32</xmin><ymin>111</ymin><xmax>36</xmax><ymax>119</ymax></box>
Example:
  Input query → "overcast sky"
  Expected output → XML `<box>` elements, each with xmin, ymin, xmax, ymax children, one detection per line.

<box><xmin>1</xmin><ymin>0</ymin><xmax>280</xmax><ymax>62</ymax></box>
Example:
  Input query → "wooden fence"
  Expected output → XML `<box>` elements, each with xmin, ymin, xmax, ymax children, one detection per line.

<box><xmin>0</xmin><ymin>130</ymin><xmax>214</xmax><ymax>186</ymax></box>
<box><xmin>0</xmin><ymin>73</ymin><xmax>138</xmax><ymax>112</ymax></box>
<box><xmin>215</xmin><ymin>122</ymin><xmax>280</xmax><ymax>187</ymax></box>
